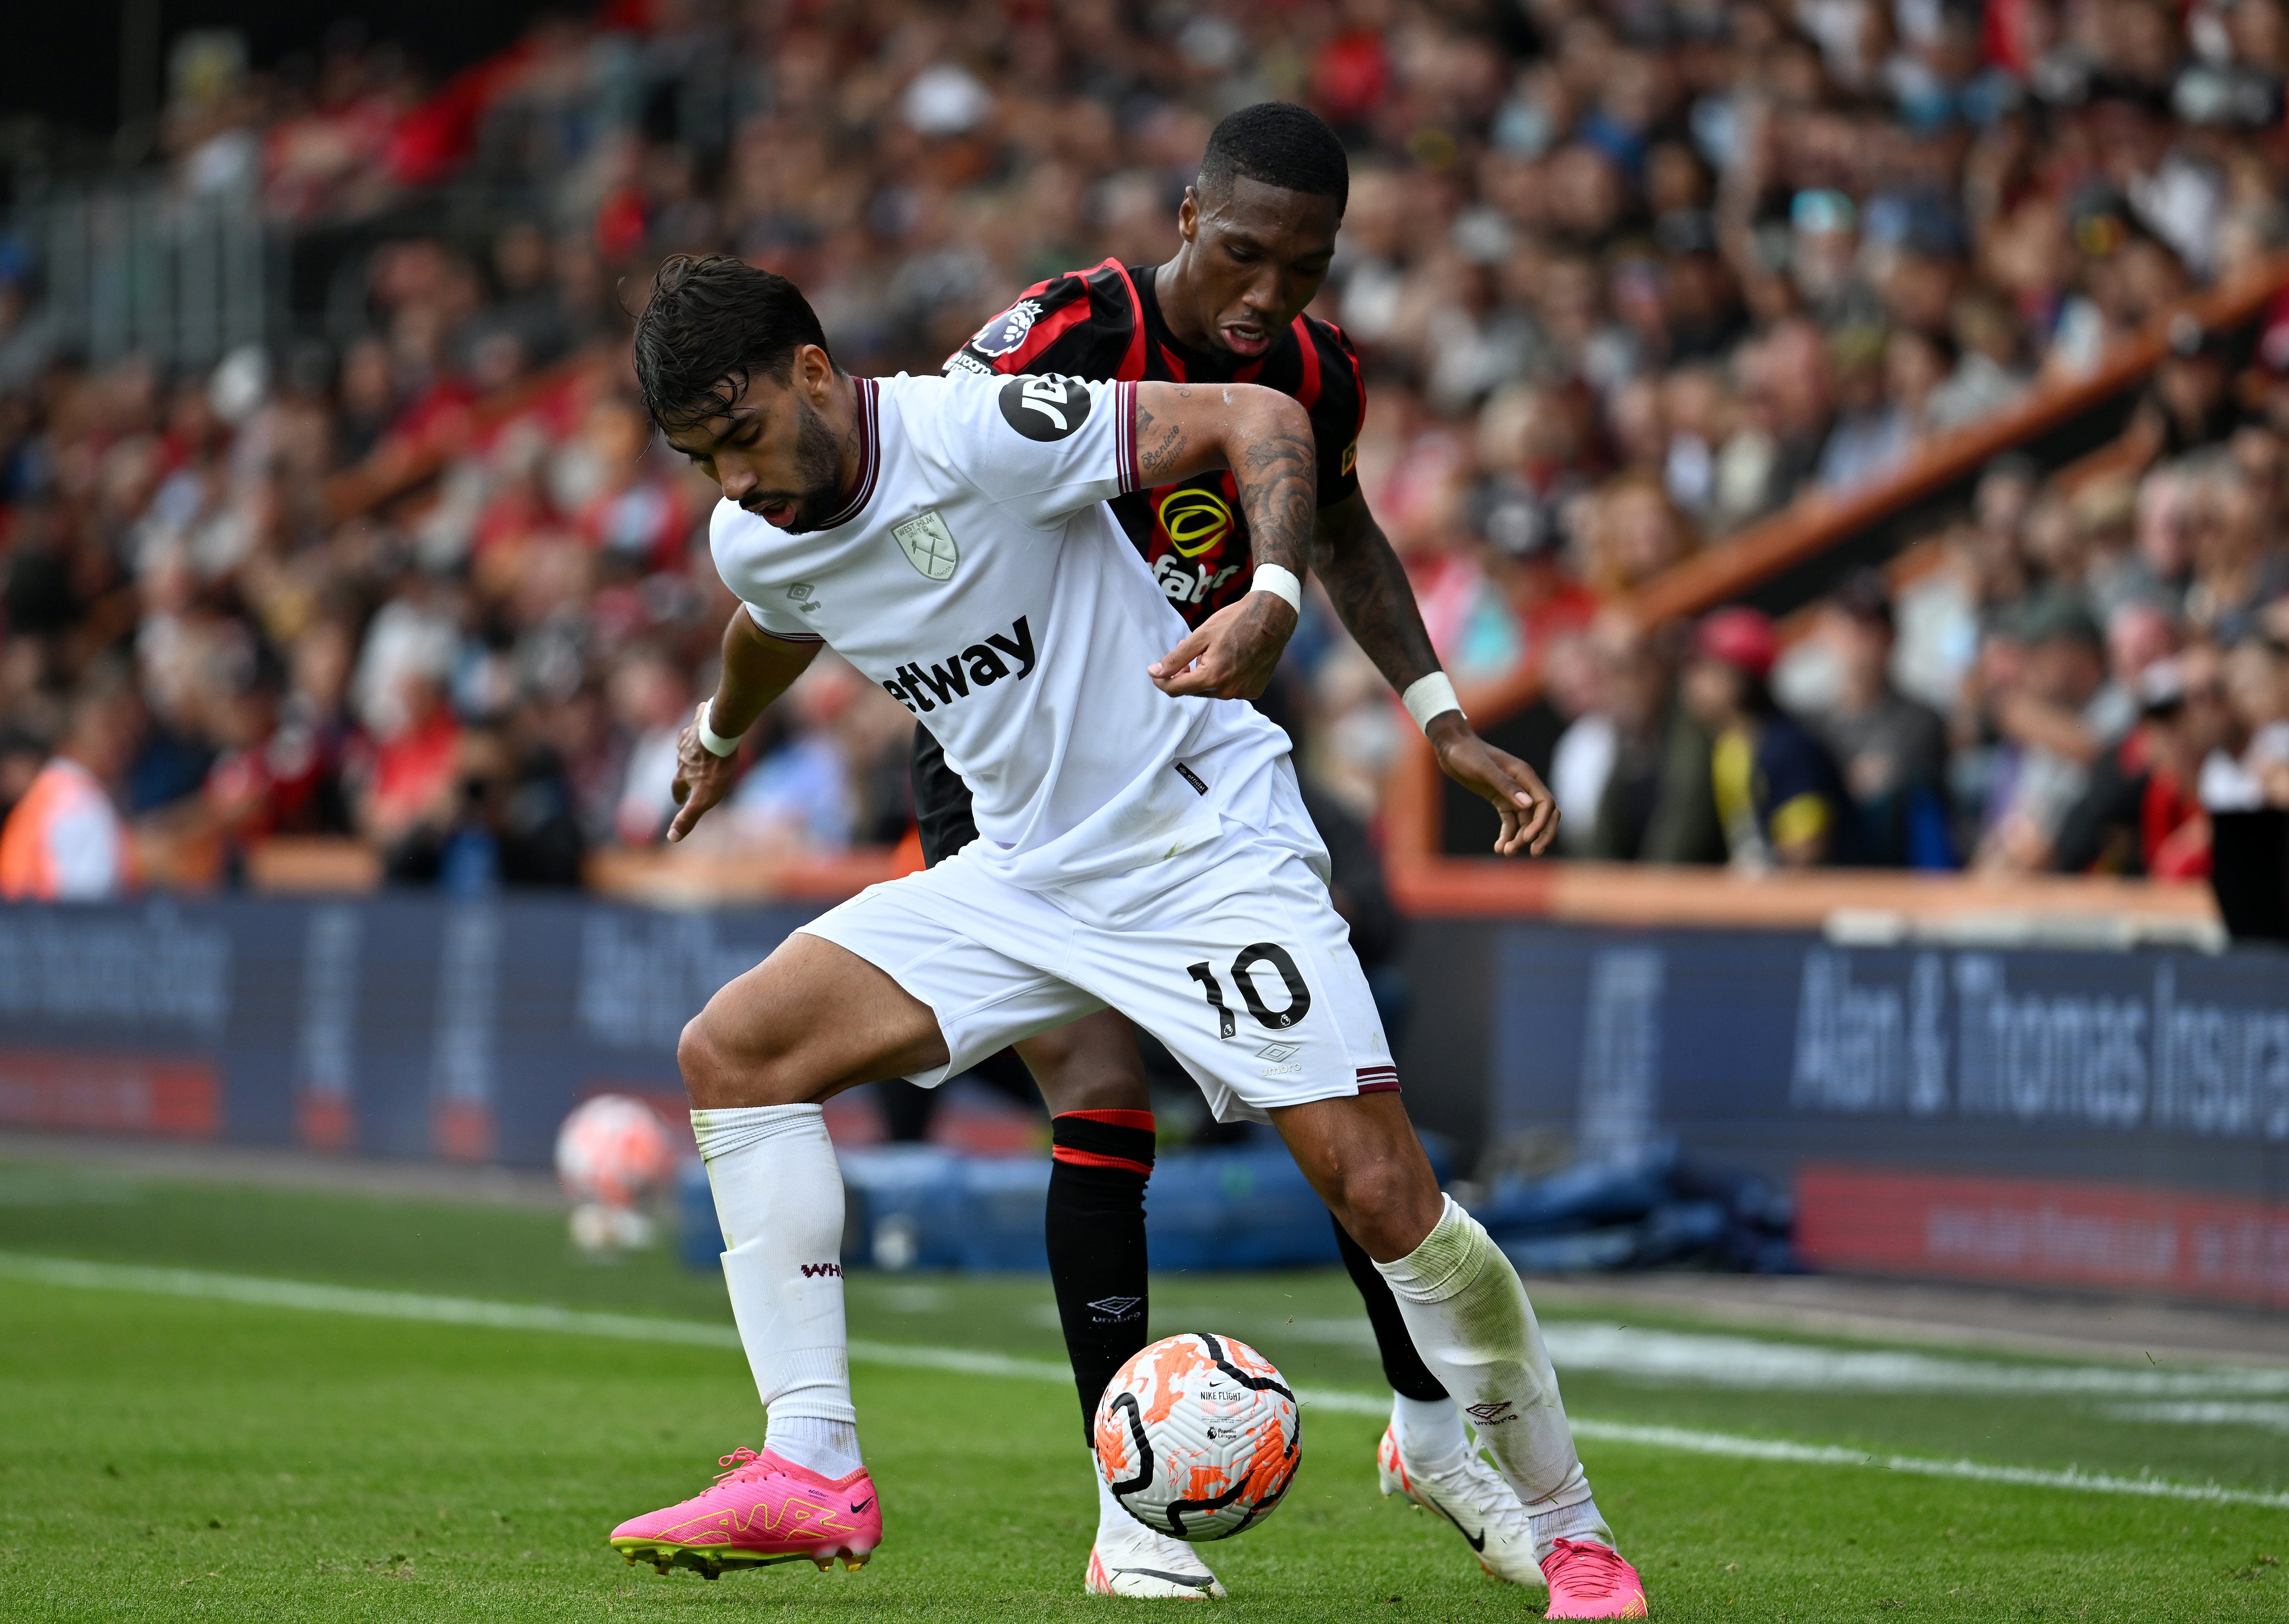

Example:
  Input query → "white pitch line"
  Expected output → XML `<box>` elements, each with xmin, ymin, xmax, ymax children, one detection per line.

<box><xmin>1561</xmin><ymin>1420</ymin><xmax>2289</xmax><ymax>1510</ymax></box>
<box><xmin>0</xmin><ymin>1252</ymin><xmax>748</xmax><ymax>1348</ymax></box>
<box><xmin>5</xmin><ymin>1252</ymin><xmax>2285</xmax><ymax>1512</ymax></box>
<box><xmin>1205</xmin><ymin>1313</ymin><xmax>2289</xmax><ymax>1399</ymax></box>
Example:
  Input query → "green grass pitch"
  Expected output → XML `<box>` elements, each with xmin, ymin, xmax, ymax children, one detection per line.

<box><xmin>0</xmin><ymin>1158</ymin><xmax>2281</xmax><ymax>1621</ymax></box>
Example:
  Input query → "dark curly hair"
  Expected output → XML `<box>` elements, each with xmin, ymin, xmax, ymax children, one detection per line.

<box><xmin>1198</xmin><ymin>103</ymin><xmax>1349</xmax><ymax>216</ymax></box>
<box><xmin>633</xmin><ymin>255</ymin><xmax>835</xmax><ymax>430</ymax></box>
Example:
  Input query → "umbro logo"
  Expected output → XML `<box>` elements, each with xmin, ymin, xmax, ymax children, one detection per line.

<box><xmin>882</xmin><ymin>616</ymin><xmax>1036</xmax><ymax>716</ymax></box>
<box><xmin>1465</xmin><ymin>1400</ymin><xmax>1517</xmax><ymax>1425</ymax></box>
<box><xmin>800</xmin><ymin>1262</ymin><xmax>842</xmax><ymax>1278</ymax></box>
<box><xmin>1086</xmin><ymin>1295</ymin><xmax>1143</xmax><ymax>1320</ymax></box>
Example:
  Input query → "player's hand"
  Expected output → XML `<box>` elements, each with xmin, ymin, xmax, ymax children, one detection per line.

<box><xmin>1427</xmin><ymin>712</ymin><xmax>1558</xmax><ymax>856</ymax></box>
<box><xmin>1150</xmin><ymin>593</ymin><xmax>1296</xmax><ymax>700</ymax></box>
<box><xmin>666</xmin><ymin>702</ymin><xmax>741</xmax><ymax>843</ymax></box>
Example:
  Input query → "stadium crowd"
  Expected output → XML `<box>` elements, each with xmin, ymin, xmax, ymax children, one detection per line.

<box><xmin>6</xmin><ymin>0</ymin><xmax>2289</xmax><ymax>896</ymax></box>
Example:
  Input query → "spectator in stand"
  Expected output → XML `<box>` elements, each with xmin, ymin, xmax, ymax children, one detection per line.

<box><xmin>2138</xmin><ymin>650</ymin><xmax>2229</xmax><ymax>879</ymax></box>
<box><xmin>725</xmin><ymin>657</ymin><xmax>869</xmax><ymax>853</ymax></box>
<box><xmin>1811</xmin><ymin>572</ymin><xmax>1953</xmax><ymax>867</ymax></box>
<box><xmin>1581</xmin><ymin>614</ymin><xmax>1725</xmax><ymax>865</ymax></box>
<box><xmin>1584</xmin><ymin>474</ymin><xmax>1699</xmax><ymax>596</ymax></box>
<box><xmin>1542</xmin><ymin>624</ymin><xmax>1614</xmax><ymax>855</ymax></box>
<box><xmin>0</xmin><ymin>676</ymin><xmax>141</xmax><ymax>901</ymax></box>
<box><xmin>2128</xmin><ymin>319</ymin><xmax>2243</xmax><ymax>463</ymax></box>
<box><xmin>1930</xmin><ymin>293</ymin><xmax>2030</xmax><ymax>429</ymax></box>
<box><xmin>1972</xmin><ymin>592</ymin><xmax>2129</xmax><ymax>871</ymax></box>
<box><xmin>2183</xmin><ymin>456</ymin><xmax>2289</xmax><ymax>645</ymax></box>
<box><xmin>608</xmin><ymin>646</ymin><xmax>692</xmax><ymax>847</ymax></box>
<box><xmin>1739</xmin><ymin>320</ymin><xmax>1838</xmax><ymax>519</ymax></box>
<box><xmin>375</xmin><ymin>720</ymin><xmax>586</xmax><ymax>893</ymax></box>
<box><xmin>271</xmin><ymin>617</ymin><xmax>359</xmax><ymax>834</ymax></box>
<box><xmin>2052</xmin><ymin>611</ymin><xmax>2209</xmax><ymax>877</ymax></box>
<box><xmin>1818</xmin><ymin>326</ymin><xmax>1915</xmax><ymax>493</ymax></box>
<box><xmin>1681</xmin><ymin>607</ymin><xmax>1856</xmax><ymax>869</ymax></box>
<box><xmin>334</xmin><ymin>337</ymin><xmax>400</xmax><ymax>465</ymax></box>
<box><xmin>353</xmin><ymin>666</ymin><xmax>462</xmax><ymax>872</ymax></box>
<box><xmin>1473</xmin><ymin>479</ymin><xmax>1598</xmax><ymax>668</ymax></box>
<box><xmin>2206</xmin><ymin>634</ymin><xmax>2289</xmax><ymax>808</ymax></box>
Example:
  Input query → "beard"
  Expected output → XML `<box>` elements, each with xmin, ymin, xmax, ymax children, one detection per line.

<box><xmin>771</xmin><ymin>396</ymin><xmax>851</xmax><ymax>532</ymax></box>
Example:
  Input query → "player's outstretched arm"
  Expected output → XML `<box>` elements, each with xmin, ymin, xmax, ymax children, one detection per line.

<box><xmin>1313</xmin><ymin>493</ymin><xmax>1558</xmax><ymax>858</ymax></box>
<box><xmin>666</xmin><ymin>610</ymin><xmax>822</xmax><ymax>843</ymax></box>
<box><xmin>1134</xmin><ymin>381</ymin><xmax>1314</xmax><ymax>701</ymax></box>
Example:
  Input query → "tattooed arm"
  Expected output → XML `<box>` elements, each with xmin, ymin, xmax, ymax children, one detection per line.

<box><xmin>1312</xmin><ymin>492</ymin><xmax>1439</xmax><ymax>693</ymax></box>
<box><xmin>1313</xmin><ymin>493</ymin><xmax>1557</xmax><ymax>855</ymax></box>
<box><xmin>1126</xmin><ymin>381</ymin><xmax>1315</xmax><ymax>700</ymax></box>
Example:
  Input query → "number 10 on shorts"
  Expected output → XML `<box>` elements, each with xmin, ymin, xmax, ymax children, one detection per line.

<box><xmin>1186</xmin><ymin>943</ymin><xmax>1312</xmax><ymax>1039</ymax></box>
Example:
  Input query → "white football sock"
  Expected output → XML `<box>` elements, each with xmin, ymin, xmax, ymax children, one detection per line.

<box><xmin>766</xmin><ymin>1413</ymin><xmax>864</xmax><ymax>1482</ymax></box>
<box><xmin>1373</xmin><ymin>1195</ymin><xmax>1600</xmax><ymax>1550</ymax></box>
<box><xmin>1390</xmin><ymin>1391</ymin><xmax>1467</xmax><ymax>1465</ymax></box>
<box><xmin>1529</xmin><ymin>1494</ymin><xmax>1616</xmax><ymax>1558</ymax></box>
<box><xmin>693</xmin><ymin>1105</ymin><xmax>861</xmax><ymax>1476</ymax></box>
<box><xmin>1093</xmin><ymin>1460</ymin><xmax>1142</xmax><ymax>1539</ymax></box>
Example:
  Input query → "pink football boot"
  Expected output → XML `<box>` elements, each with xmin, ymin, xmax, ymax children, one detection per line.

<box><xmin>609</xmin><ymin>1447</ymin><xmax>881</xmax><ymax>1580</ymax></box>
<box><xmin>1542</xmin><ymin>1537</ymin><xmax>1649</xmax><ymax>1619</ymax></box>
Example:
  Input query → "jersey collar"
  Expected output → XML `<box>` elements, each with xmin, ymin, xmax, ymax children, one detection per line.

<box><xmin>802</xmin><ymin>376</ymin><xmax>881</xmax><ymax>532</ymax></box>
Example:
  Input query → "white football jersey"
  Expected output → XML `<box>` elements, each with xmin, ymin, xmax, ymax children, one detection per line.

<box><xmin>710</xmin><ymin>371</ymin><xmax>1293</xmax><ymax>892</ymax></box>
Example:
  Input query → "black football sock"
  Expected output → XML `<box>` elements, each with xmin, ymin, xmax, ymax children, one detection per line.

<box><xmin>1333</xmin><ymin>1211</ymin><xmax>1450</xmax><ymax>1402</ymax></box>
<box><xmin>1047</xmin><ymin>1109</ymin><xmax>1156</xmax><ymax>1443</ymax></box>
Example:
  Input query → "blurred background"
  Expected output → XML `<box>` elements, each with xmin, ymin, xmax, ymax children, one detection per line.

<box><xmin>0</xmin><ymin>0</ymin><xmax>2283</xmax><ymax>1308</ymax></box>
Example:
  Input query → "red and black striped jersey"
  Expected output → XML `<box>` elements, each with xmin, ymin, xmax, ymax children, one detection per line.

<box><xmin>944</xmin><ymin>257</ymin><xmax>1365</xmax><ymax>626</ymax></box>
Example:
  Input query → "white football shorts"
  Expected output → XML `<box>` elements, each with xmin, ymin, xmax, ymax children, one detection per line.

<box><xmin>796</xmin><ymin>789</ymin><xmax>1399</xmax><ymax>1124</ymax></box>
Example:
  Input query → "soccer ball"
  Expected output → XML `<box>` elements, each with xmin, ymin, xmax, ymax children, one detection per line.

<box><xmin>1092</xmin><ymin>1332</ymin><xmax>1300</xmax><ymax>1541</ymax></box>
<box><xmin>555</xmin><ymin>1095</ymin><xmax>676</xmax><ymax>1252</ymax></box>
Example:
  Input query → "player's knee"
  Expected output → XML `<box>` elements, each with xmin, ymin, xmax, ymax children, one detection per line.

<box><xmin>1328</xmin><ymin>1153</ymin><xmax>1409</xmax><ymax>1218</ymax></box>
<box><xmin>677</xmin><ymin>1014</ymin><xmax>729</xmax><ymax>1104</ymax></box>
<box><xmin>1324</xmin><ymin>1154</ymin><xmax>1441</xmax><ymax>1260</ymax></box>
<box><xmin>680</xmin><ymin>1005</ymin><xmax>821</xmax><ymax>1108</ymax></box>
<box><xmin>679</xmin><ymin>1010</ymin><xmax>777</xmax><ymax>1107</ymax></box>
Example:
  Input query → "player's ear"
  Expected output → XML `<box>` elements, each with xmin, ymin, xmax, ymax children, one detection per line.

<box><xmin>1177</xmin><ymin>188</ymin><xmax>1199</xmax><ymax>245</ymax></box>
<box><xmin>793</xmin><ymin>343</ymin><xmax>832</xmax><ymax>401</ymax></box>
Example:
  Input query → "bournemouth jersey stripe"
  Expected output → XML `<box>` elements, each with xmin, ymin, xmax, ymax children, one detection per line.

<box><xmin>998</xmin><ymin>295</ymin><xmax>1096</xmax><ymax>374</ymax></box>
<box><xmin>1291</xmin><ymin>316</ymin><xmax>1322</xmax><ymax>410</ymax></box>
<box><xmin>1106</xmin><ymin>260</ymin><xmax>1149</xmax><ymax>381</ymax></box>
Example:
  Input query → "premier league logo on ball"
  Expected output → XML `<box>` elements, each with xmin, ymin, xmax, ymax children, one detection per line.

<box><xmin>971</xmin><ymin>298</ymin><xmax>1043</xmax><ymax>357</ymax></box>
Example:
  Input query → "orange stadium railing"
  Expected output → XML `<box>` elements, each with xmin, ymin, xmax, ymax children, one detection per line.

<box><xmin>1624</xmin><ymin>248</ymin><xmax>2289</xmax><ymax>629</ymax></box>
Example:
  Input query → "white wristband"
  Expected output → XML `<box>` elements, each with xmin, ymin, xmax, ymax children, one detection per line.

<box><xmin>1401</xmin><ymin>672</ymin><xmax>1464</xmax><ymax>734</ymax></box>
<box><xmin>1250</xmin><ymin>563</ymin><xmax>1303</xmax><ymax>612</ymax></box>
<box><xmin>695</xmin><ymin>700</ymin><xmax>744</xmax><ymax>758</ymax></box>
